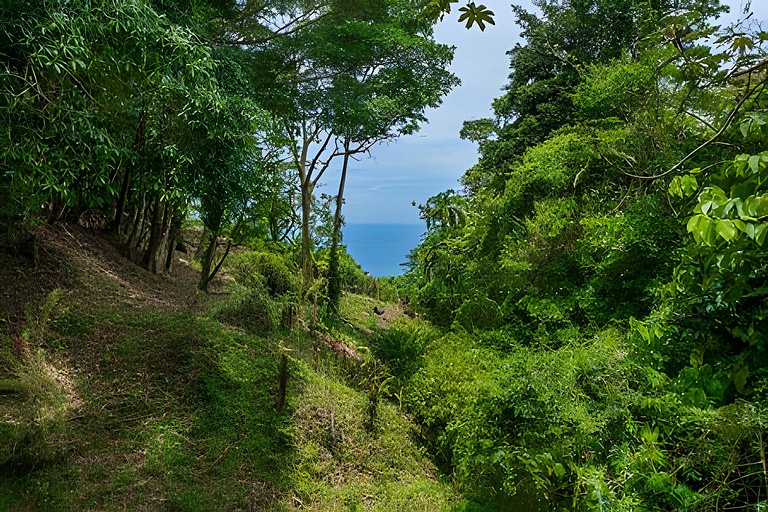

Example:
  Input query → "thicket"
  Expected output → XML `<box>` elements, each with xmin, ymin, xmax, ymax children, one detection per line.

<box><xmin>394</xmin><ymin>0</ymin><xmax>768</xmax><ymax>509</ymax></box>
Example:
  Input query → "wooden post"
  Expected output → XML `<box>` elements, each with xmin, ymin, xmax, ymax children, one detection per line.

<box><xmin>276</xmin><ymin>343</ymin><xmax>290</xmax><ymax>410</ymax></box>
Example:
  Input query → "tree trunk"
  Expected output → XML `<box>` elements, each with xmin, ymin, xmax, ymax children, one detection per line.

<box><xmin>110</xmin><ymin>166</ymin><xmax>131</xmax><ymax>234</ymax></box>
<box><xmin>113</xmin><ymin>112</ymin><xmax>145</xmax><ymax>234</ymax></box>
<box><xmin>328</xmin><ymin>140</ymin><xmax>351</xmax><ymax>312</ymax></box>
<box><xmin>127</xmin><ymin>194</ymin><xmax>149</xmax><ymax>263</ymax></box>
<box><xmin>142</xmin><ymin>195</ymin><xmax>166</xmax><ymax>273</ymax></box>
<box><xmin>125</xmin><ymin>194</ymin><xmax>144</xmax><ymax>248</ymax></box>
<box><xmin>198</xmin><ymin>218</ymin><xmax>221</xmax><ymax>292</ymax></box>
<box><xmin>195</xmin><ymin>227</ymin><xmax>209</xmax><ymax>262</ymax></box>
<box><xmin>164</xmin><ymin>215</ymin><xmax>181</xmax><ymax>272</ymax></box>
<box><xmin>300</xmin><ymin>175</ymin><xmax>314</xmax><ymax>284</ymax></box>
<box><xmin>297</xmin><ymin>126</ymin><xmax>314</xmax><ymax>285</ymax></box>
<box><xmin>207</xmin><ymin>239</ymin><xmax>232</xmax><ymax>285</ymax></box>
<box><xmin>153</xmin><ymin>202</ymin><xmax>172</xmax><ymax>272</ymax></box>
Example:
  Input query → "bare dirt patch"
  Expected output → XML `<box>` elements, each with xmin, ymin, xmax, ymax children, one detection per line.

<box><xmin>374</xmin><ymin>304</ymin><xmax>406</xmax><ymax>329</ymax></box>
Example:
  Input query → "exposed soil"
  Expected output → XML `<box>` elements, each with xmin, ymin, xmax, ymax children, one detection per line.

<box><xmin>374</xmin><ymin>303</ymin><xmax>406</xmax><ymax>329</ymax></box>
<box><xmin>0</xmin><ymin>223</ymin><xmax>227</xmax><ymax>333</ymax></box>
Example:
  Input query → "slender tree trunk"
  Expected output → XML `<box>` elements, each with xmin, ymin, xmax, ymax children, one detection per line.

<box><xmin>152</xmin><ymin>202</ymin><xmax>172</xmax><ymax>272</ymax></box>
<box><xmin>328</xmin><ymin>140</ymin><xmax>351</xmax><ymax>312</ymax></box>
<box><xmin>135</xmin><ymin>207</ymin><xmax>151</xmax><ymax>258</ymax></box>
<box><xmin>113</xmin><ymin>112</ymin><xmax>145</xmax><ymax>234</ymax></box>
<box><xmin>208</xmin><ymin>239</ymin><xmax>232</xmax><ymax>285</ymax></box>
<box><xmin>194</xmin><ymin>227</ymin><xmax>209</xmax><ymax>261</ymax></box>
<box><xmin>294</xmin><ymin>123</ymin><xmax>316</xmax><ymax>286</ymax></box>
<box><xmin>269</xmin><ymin>197</ymin><xmax>281</xmax><ymax>243</ymax></box>
<box><xmin>127</xmin><ymin>194</ymin><xmax>147</xmax><ymax>262</ymax></box>
<box><xmin>198</xmin><ymin>216</ymin><xmax>222</xmax><ymax>292</ymax></box>
<box><xmin>125</xmin><ymin>194</ymin><xmax>143</xmax><ymax>246</ymax></box>
<box><xmin>164</xmin><ymin>215</ymin><xmax>181</xmax><ymax>272</ymax></box>
<box><xmin>110</xmin><ymin>166</ymin><xmax>131</xmax><ymax>234</ymax></box>
<box><xmin>143</xmin><ymin>195</ymin><xmax>165</xmax><ymax>272</ymax></box>
<box><xmin>120</xmin><ymin>202</ymin><xmax>135</xmax><ymax>241</ymax></box>
<box><xmin>300</xmin><ymin>179</ymin><xmax>314</xmax><ymax>283</ymax></box>
<box><xmin>47</xmin><ymin>195</ymin><xmax>62</xmax><ymax>224</ymax></box>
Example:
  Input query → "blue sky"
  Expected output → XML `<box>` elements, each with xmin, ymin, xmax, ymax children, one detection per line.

<box><xmin>334</xmin><ymin>2</ymin><xmax>526</xmax><ymax>225</ymax></box>
<box><xmin>329</xmin><ymin>0</ymin><xmax>767</xmax><ymax>226</ymax></box>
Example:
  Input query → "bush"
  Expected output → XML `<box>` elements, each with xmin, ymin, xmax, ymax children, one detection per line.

<box><xmin>318</xmin><ymin>248</ymin><xmax>400</xmax><ymax>302</ymax></box>
<box><xmin>402</xmin><ymin>329</ymin><xmax>640</xmax><ymax>508</ymax></box>
<box><xmin>211</xmin><ymin>286</ymin><xmax>280</xmax><ymax>334</ymax></box>
<box><xmin>228</xmin><ymin>251</ymin><xmax>298</xmax><ymax>296</ymax></box>
<box><xmin>453</xmin><ymin>296</ymin><xmax>501</xmax><ymax>332</ymax></box>
<box><xmin>372</xmin><ymin>320</ymin><xmax>440</xmax><ymax>381</ymax></box>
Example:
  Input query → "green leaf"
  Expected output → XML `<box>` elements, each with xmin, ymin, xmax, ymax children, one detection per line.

<box><xmin>687</xmin><ymin>215</ymin><xmax>717</xmax><ymax>245</ymax></box>
<box><xmin>733</xmin><ymin>366</ymin><xmax>749</xmax><ymax>393</ymax></box>
<box><xmin>458</xmin><ymin>2</ymin><xmax>495</xmax><ymax>31</ymax></box>
<box><xmin>669</xmin><ymin>176</ymin><xmax>683</xmax><ymax>198</ymax></box>
<box><xmin>748</xmin><ymin>154</ymin><xmax>760</xmax><ymax>173</ymax></box>
<box><xmin>680</xmin><ymin>175</ymin><xmax>698</xmax><ymax>197</ymax></box>
<box><xmin>740</xmin><ymin>120</ymin><xmax>750</xmax><ymax>138</ymax></box>
<box><xmin>755</xmin><ymin>224</ymin><xmax>768</xmax><ymax>246</ymax></box>
<box><xmin>690</xmin><ymin>347</ymin><xmax>704</xmax><ymax>367</ymax></box>
<box><xmin>757</xmin><ymin>194</ymin><xmax>768</xmax><ymax>217</ymax></box>
<box><xmin>423</xmin><ymin>0</ymin><xmax>459</xmax><ymax>20</ymax></box>
<box><xmin>631</xmin><ymin>317</ymin><xmax>651</xmax><ymax>343</ymax></box>
<box><xmin>670</xmin><ymin>174</ymin><xmax>698</xmax><ymax>198</ymax></box>
<box><xmin>746</xmin><ymin>222</ymin><xmax>756</xmax><ymax>239</ymax></box>
<box><xmin>731</xmin><ymin>35</ymin><xmax>754</xmax><ymax>55</ymax></box>
<box><xmin>715</xmin><ymin>219</ymin><xmax>737</xmax><ymax>242</ymax></box>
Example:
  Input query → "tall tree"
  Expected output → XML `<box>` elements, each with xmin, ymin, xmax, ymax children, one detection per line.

<box><xmin>261</xmin><ymin>0</ymin><xmax>458</xmax><ymax>287</ymax></box>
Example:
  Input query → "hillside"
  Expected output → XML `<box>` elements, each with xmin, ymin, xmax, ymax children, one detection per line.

<box><xmin>0</xmin><ymin>224</ymin><xmax>459</xmax><ymax>511</ymax></box>
<box><xmin>3</xmin><ymin>0</ymin><xmax>768</xmax><ymax>509</ymax></box>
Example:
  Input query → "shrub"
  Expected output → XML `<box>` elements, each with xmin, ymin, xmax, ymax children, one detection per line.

<box><xmin>372</xmin><ymin>320</ymin><xmax>440</xmax><ymax>381</ymax></box>
<box><xmin>211</xmin><ymin>286</ymin><xmax>280</xmax><ymax>334</ymax></box>
<box><xmin>228</xmin><ymin>251</ymin><xmax>298</xmax><ymax>296</ymax></box>
<box><xmin>318</xmin><ymin>248</ymin><xmax>400</xmax><ymax>302</ymax></box>
<box><xmin>402</xmin><ymin>329</ymin><xmax>641</xmax><ymax>508</ymax></box>
<box><xmin>453</xmin><ymin>296</ymin><xmax>501</xmax><ymax>332</ymax></box>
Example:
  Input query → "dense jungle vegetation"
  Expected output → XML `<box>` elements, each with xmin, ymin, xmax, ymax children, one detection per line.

<box><xmin>1</xmin><ymin>0</ymin><xmax>768</xmax><ymax>510</ymax></box>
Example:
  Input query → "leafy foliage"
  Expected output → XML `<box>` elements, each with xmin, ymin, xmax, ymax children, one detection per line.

<box><xmin>211</xmin><ymin>286</ymin><xmax>281</xmax><ymax>334</ymax></box>
<box><xmin>228</xmin><ymin>250</ymin><xmax>299</xmax><ymax>296</ymax></box>
<box><xmin>397</xmin><ymin>0</ymin><xmax>768</xmax><ymax>508</ymax></box>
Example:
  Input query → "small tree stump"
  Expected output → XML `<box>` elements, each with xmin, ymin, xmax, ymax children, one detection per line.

<box><xmin>276</xmin><ymin>342</ymin><xmax>292</xmax><ymax>410</ymax></box>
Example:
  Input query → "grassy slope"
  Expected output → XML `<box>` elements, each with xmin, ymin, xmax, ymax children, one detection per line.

<box><xmin>0</xmin><ymin>225</ymin><xmax>458</xmax><ymax>511</ymax></box>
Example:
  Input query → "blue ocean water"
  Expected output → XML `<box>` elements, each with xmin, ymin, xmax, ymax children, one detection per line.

<box><xmin>343</xmin><ymin>224</ymin><xmax>424</xmax><ymax>277</ymax></box>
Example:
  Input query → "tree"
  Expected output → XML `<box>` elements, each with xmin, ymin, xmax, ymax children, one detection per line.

<box><xmin>0</xmin><ymin>0</ymin><xmax>221</xmax><ymax>265</ymax></box>
<box><xmin>260</xmin><ymin>0</ymin><xmax>458</xmax><ymax>292</ymax></box>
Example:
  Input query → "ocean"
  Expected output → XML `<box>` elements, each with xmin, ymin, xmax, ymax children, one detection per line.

<box><xmin>343</xmin><ymin>224</ymin><xmax>425</xmax><ymax>277</ymax></box>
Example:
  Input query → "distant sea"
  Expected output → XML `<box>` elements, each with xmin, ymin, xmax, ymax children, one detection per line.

<box><xmin>343</xmin><ymin>224</ymin><xmax>424</xmax><ymax>277</ymax></box>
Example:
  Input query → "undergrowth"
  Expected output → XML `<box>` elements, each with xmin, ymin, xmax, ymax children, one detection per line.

<box><xmin>0</xmin><ymin>261</ymin><xmax>461</xmax><ymax>512</ymax></box>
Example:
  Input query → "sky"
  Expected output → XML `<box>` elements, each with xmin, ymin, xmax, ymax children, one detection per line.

<box><xmin>336</xmin><ymin>2</ymin><xmax>528</xmax><ymax>225</ymax></box>
<box><xmin>327</xmin><ymin>0</ymin><xmax>768</xmax><ymax>227</ymax></box>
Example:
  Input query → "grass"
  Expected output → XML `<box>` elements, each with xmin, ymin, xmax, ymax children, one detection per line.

<box><xmin>288</xmin><ymin>370</ymin><xmax>456</xmax><ymax>511</ymax></box>
<box><xmin>0</xmin><ymin>229</ymin><xmax>464</xmax><ymax>511</ymax></box>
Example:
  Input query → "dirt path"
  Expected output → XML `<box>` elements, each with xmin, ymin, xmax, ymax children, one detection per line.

<box><xmin>374</xmin><ymin>304</ymin><xmax>407</xmax><ymax>329</ymax></box>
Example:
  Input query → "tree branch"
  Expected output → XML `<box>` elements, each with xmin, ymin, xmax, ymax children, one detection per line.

<box><xmin>622</xmin><ymin>79</ymin><xmax>765</xmax><ymax>180</ymax></box>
